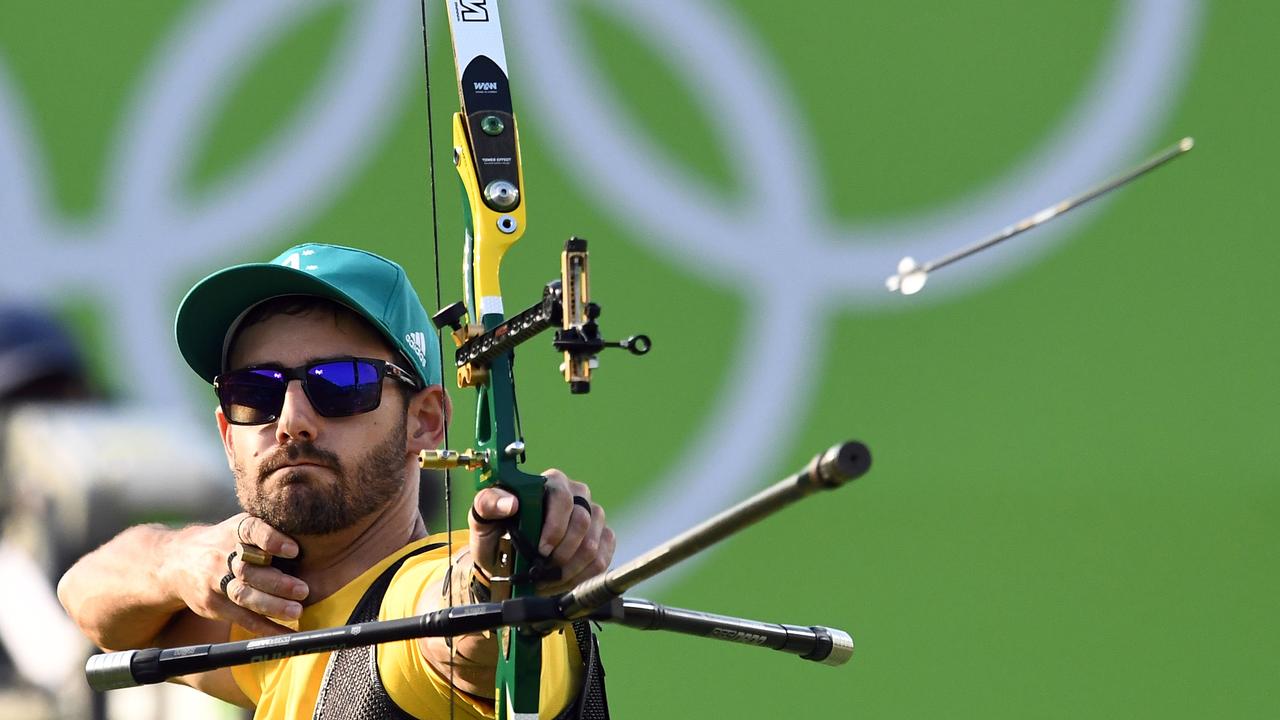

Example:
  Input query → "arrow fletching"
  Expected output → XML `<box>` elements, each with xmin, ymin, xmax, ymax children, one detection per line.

<box><xmin>885</xmin><ymin>256</ymin><xmax>928</xmax><ymax>296</ymax></box>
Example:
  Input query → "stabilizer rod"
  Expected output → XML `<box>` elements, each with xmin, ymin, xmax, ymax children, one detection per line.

<box><xmin>86</xmin><ymin>594</ymin><xmax>853</xmax><ymax>691</ymax></box>
<box><xmin>595</xmin><ymin>597</ymin><xmax>854</xmax><ymax>666</ymax></box>
<box><xmin>559</xmin><ymin>441</ymin><xmax>871</xmax><ymax>618</ymax></box>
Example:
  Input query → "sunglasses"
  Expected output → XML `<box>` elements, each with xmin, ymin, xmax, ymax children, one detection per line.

<box><xmin>214</xmin><ymin>357</ymin><xmax>419</xmax><ymax>426</ymax></box>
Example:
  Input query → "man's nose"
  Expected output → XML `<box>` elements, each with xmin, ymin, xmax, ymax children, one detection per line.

<box><xmin>275</xmin><ymin>379</ymin><xmax>318</xmax><ymax>443</ymax></box>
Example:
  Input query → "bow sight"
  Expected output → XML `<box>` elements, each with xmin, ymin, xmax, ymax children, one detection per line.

<box><xmin>429</xmin><ymin>236</ymin><xmax>651</xmax><ymax>395</ymax></box>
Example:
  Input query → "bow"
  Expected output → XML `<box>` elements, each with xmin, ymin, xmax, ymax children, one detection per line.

<box><xmin>439</xmin><ymin>1</ymin><xmax>538</xmax><ymax>713</ymax></box>
<box><xmin>431</xmin><ymin>1</ymin><xmax>548</xmax><ymax>714</ymax></box>
<box><xmin>419</xmin><ymin>1</ymin><xmax>648</xmax><ymax>715</ymax></box>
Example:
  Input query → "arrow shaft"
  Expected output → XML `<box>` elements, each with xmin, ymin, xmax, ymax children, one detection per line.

<box><xmin>927</xmin><ymin>137</ymin><xmax>1195</xmax><ymax>275</ymax></box>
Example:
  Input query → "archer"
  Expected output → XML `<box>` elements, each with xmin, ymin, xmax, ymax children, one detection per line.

<box><xmin>57</xmin><ymin>243</ymin><xmax>613</xmax><ymax>719</ymax></box>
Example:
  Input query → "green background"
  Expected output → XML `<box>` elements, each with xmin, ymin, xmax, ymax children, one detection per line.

<box><xmin>3</xmin><ymin>1</ymin><xmax>1275</xmax><ymax>717</ymax></box>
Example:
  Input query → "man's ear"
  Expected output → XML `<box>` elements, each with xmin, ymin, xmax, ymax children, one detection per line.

<box><xmin>214</xmin><ymin>405</ymin><xmax>237</xmax><ymax>472</ymax></box>
<box><xmin>406</xmin><ymin>385</ymin><xmax>451</xmax><ymax>452</ymax></box>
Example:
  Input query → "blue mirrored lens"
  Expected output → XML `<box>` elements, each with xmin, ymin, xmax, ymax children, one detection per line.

<box><xmin>219</xmin><ymin>369</ymin><xmax>286</xmax><ymax>424</ymax></box>
<box><xmin>306</xmin><ymin>360</ymin><xmax>382</xmax><ymax>416</ymax></box>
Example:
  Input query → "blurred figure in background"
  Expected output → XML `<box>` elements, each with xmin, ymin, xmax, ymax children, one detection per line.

<box><xmin>0</xmin><ymin>304</ymin><xmax>98</xmax><ymax>718</ymax></box>
<box><xmin>0</xmin><ymin>305</ymin><xmax>94</xmax><ymax>404</ymax></box>
<box><xmin>0</xmin><ymin>304</ymin><xmax>243</xmax><ymax>719</ymax></box>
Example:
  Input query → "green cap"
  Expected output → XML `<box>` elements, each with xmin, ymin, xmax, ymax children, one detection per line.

<box><xmin>175</xmin><ymin>243</ymin><xmax>441</xmax><ymax>387</ymax></box>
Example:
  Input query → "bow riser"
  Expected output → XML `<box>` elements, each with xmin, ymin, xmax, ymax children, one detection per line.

<box><xmin>473</xmin><ymin>351</ymin><xmax>545</xmax><ymax>719</ymax></box>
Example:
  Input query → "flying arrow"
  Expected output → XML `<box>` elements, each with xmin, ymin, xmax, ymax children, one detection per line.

<box><xmin>886</xmin><ymin>137</ymin><xmax>1194</xmax><ymax>296</ymax></box>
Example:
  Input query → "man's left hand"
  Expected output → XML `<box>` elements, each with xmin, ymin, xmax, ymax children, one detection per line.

<box><xmin>468</xmin><ymin>469</ymin><xmax>614</xmax><ymax>594</ymax></box>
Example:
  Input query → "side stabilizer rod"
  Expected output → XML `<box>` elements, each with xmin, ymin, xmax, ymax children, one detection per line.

<box><xmin>594</xmin><ymin>597</ymin><xmax>854</xmax><ymax>667</ymax></box>
<box><xmin>86</xmin><ymin>593</ymin><xmax>852</xmax><ymax>690</ymax></box>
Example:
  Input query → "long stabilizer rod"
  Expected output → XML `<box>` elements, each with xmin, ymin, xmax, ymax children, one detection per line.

<box><xmin>558</xmin><ymin>441</ymin><xmax>871</xmax><ymax>618</ymax></box>
<box><xmin>886</xmin><ymin>137</ymin><xmax>1195</xmax><ymax>295</ymax></box>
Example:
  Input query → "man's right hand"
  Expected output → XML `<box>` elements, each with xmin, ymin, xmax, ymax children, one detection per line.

<box><xmin>58</xmin><ymin>516</ymin><xmax>291</xmax><ymax>707</ymax></box>
<box><xmin>167</xmin><ymin>514</ymin><xmax>308</xmax><ymax>636</ymax></box>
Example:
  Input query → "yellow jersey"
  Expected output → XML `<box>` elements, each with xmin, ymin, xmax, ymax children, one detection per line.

<box><xmin>230</xmin><ymin>533</ymin><xmax>581</xmax><ymax>719</ymax></box>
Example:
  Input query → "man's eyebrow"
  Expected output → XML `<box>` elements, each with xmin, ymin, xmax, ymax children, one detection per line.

<box><xmin>231</xmin><ymin>355</ymin><xmax>394</xmax><ymax>371</ymax></box>
<box><xmin>227</xmin><ymin>360</ymin><xmax>285</xmax><ymax>371</ymax></box>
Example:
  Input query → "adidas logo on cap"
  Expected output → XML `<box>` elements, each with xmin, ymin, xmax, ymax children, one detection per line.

<box><xmin>404</xmin><ymin>331</ymin><xmax>428</xmax><ymax>366</ymax></box>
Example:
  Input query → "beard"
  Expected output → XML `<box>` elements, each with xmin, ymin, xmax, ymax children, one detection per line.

<box><xmin>234</xmin><ymin>419</ymin><xmax>409</xmax><ymax>536</ymax></box>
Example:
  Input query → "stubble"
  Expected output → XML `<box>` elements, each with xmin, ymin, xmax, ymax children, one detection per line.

<box><xmin>235</xmin><ymin>419</ymin><xmax>408</xmax><ymax>535</ymax></box>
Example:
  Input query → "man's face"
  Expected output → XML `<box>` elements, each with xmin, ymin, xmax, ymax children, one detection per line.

<box><xmin>218</xmin><ymin>307</ymin><xmax>413</xmax><ymax>536</ymax></box>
